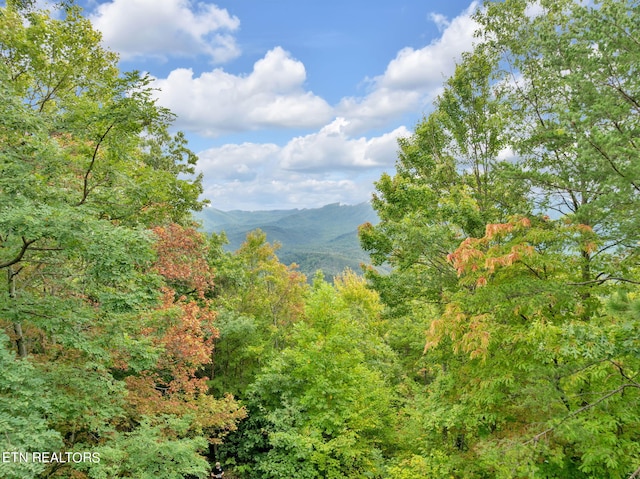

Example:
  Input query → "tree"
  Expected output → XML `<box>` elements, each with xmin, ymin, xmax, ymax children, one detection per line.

<box><xmin>0</xmin><ymin>4</ymin><xmax>233</xmax><ymax>477</ymax></box>
<box><xmin>478</xmin><ymin>0</ymin><xmax>640</xmax><ymax>283</ymax></box>
<box><xmin>361</xmin><ymin>0</ymin><xmax>640</xmax><ymax>477</ymax></box>
<box><xmin>0</xmin><ymin>332</ymin><xmax>63</xmax><ymax>479</ymax></box>
<box><xmin>360</xmin><ymin>49</ymin><xmax>530</xmax><ymax>315</ymax></box>
<box><xmin>122</xmin><ymin>224</ymin><xmax>245</xmax><ymax>443</ymax></box>
<box><xmin>223</xmin><ymin>273</ymin><xmax>394</xmax><ymax>479</ymax></box>
<box><xmin>0</xmin><ymin>2</ymin><xmax>206</xmax><ymax>359</ymax></box>
<box><xmin>208</xmin><ymin>230</ymin><xmax>308</xmax><ymax>397</ymax></box>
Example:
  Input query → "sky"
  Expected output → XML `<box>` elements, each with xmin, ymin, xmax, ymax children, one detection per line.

<box><xmin>58</xmin><ymin>0</ymin><xmax>481</xmax><ymax>210</ymax></box>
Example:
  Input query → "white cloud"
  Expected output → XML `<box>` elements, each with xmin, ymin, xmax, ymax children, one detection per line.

<box><xmin>124</xmin><ymin>1</ymin><xmax>484</xmax><ymax>209</ymax></box>
<box><xmin>430</xmin><ymin>12</ymin><xmax>450</xmax><ymax>31</ymax></box>
<box><xmin>90</xmin><ymin>0</ymin><xmax>240</xmax><ymax>63</ymax></box>
<box><xmin>183</xmin><ymin>2</ymin><xmax>479</xmax><ymax>209</ymax></box>
<box><xmin>281</xmin><ymin>118</ymin><xmax>409</xmax><ymax>171</ymax></box>
<box><xmin>198</xmin><ymin>123</ymin><xmax>410</xmax><ymax>210</ymax></box>
<box><xmin>336</xmin><ymin>88</ymin><xmax>424</xmax><ymax>134</ymax></box>
<box><xmin>142</xmin><ymin>2</ymin><xmax>480</xmax><ymax>140</ymax></box>
<box><xmin>197</xmin><ymin>141</ymin><xmax>371</xmax><ymax>210</ymax></box>
<box><xmin>197</xmin><ymin>142</ymin><xmax>280</xmax><ymax>181</ymax></box>
<box><xmin>195</xmin><ymin>123</ymin><xmax>410</xmax><ymax>209</ymax></box>
<box><xmin>145</xmin><ymin>2</ymin><xmax>478</xmax><ymax>140</ymax></box>
<box><xmin>379</xmin><ymin>3</ymin><xmax>478</xmax><ymax>91</ymax></box>
<box><xmin>337</xmin><ymin>2</ymin><xmax>479</xmax><ymax>134</ymax></box>
<box><xmin>197</xmin><ymin>120</ymin><xmax>409</xmax><ymax>178</ymax></box>
<box><xmin>202</xmin><ymin>174</ymin><xmax>372</xmax><ymax>211</ymax></box>
<box><xmin>151</xmin><ymin>47</ymin><xmax>333</xmax><ymax>136</ymax></box>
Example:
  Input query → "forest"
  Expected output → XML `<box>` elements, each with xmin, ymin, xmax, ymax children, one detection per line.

<box><xmin>1</xmin><ymin>0</ymin><xmax>639</xmax><ymax>478</ymax></box>
<box><xmin>195</xmin><ymin>202</ymin><xmax>380</xmax><ymax>282</ymax></box>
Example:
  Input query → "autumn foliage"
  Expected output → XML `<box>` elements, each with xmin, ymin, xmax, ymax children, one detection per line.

<box><xmin>123</xmin><ymin>224</ymin><xmax>245</xmax><ymax>438</ymax></box>
<box><xmin>446</xmin><ymin>217</ymin><xmax>535</xmax><ymax>282</ymax></box>
<box><xmin>152</xmin><ymin>223</ymin><xmax>215</xmax><ymax>298</ymax></box>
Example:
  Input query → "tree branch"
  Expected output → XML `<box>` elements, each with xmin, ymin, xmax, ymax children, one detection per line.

<box><xmin>520</xmin><ymin>260</ymin><xmax>544</xmax><ymax>280</ymax></box>
<box><xmin>37</xmin><ymin>72</ymin><xmax>70</xmax><ymax>113</ymax></box>
<box><xmin>568</xmin><ymin>276</ymin><xmax>640</xmax><ymax>286</ymax></box>
<box><xmin>77</xmin><ymin>123</ymin><xmax>115</xmax><ymax>206</ymax></box>
<box><xmin>584</xmin><ymin>133</ymin><xmax>640</xmax><ymax>193</ymax></box>
<box><xmin>0</xmin><ymin>237</ymin><xmax>37</xmax><ymax>269</ymax></box>
<box><xmin>609</xmin><ymin>360</ymin><xmax>640</xmax><ymax>386</ymax></box>
<box><xmin>525</xmin><ymin>383</ymin><xmax>640</xmax><ymax>445</ymax></box>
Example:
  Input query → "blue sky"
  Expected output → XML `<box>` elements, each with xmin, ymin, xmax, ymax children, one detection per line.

<box><xmin>72</xmin><ymin>0</ymin><xmax>479</xmax><ymax>210</ymax></box>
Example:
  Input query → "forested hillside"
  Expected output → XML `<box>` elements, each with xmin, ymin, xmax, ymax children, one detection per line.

<box><xmin>2</xmin><ymin>1</ymin><xmax>640</xmax><ymax>479</ymax></box>
<box><xmin>196</xmin><ymin>202</ymin><xmax>379</xmax><ymax>281</ymax></box>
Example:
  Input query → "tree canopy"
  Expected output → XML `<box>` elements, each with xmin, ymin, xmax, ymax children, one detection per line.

<box><xmin>2</xmin><ymin>1</ymin><xmax>640</xmax><ymax>478</ymax></box>
<box><xmin>0</xmin><ymin>4</ymin><xmax>239</xmax><ymax>478</ymax></box>
<box><xmin>360</xmin><ymin>0</ymin><xmax>640</xmax><ymax>477</ymax></box>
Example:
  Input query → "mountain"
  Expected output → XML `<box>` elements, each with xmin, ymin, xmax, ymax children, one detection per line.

<box><xmin>195</xmin><ymin>202</ymin><xmax>379</xmax><ymax>281</ymax></box>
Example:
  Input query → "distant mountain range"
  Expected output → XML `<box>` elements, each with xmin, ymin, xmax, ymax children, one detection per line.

<box><xmin>195</xmin><ymin>202</ymin><xmax>379</xmax><ymax>281</ymax></box>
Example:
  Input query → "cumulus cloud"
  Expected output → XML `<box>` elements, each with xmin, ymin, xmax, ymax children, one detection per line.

<box><xmin>379</xmin><ymin>2</ymin><xmax>478</xmax><ymax>90</ymax></box>
<box><xmin>118</xmin><ymin>1</ymin><xmax>484</xmax><ymax>209</ymax></box>
<box><xmin>183</xmin><ymin>1</ymin><xmax>479</xmax><ymax>209</ymax></box>
<box><xmin>90</xmin><ymin>0</ymin><xmax>241</xmax><ymax>63</ymax></box>
<box><xmin>337</xmin><ymin>2</ymin><xmax>479</xmax><ymax>134</ymax></box>
<box><xmin>197</xmin><ymin>142</ymin><xmax>280</xmax><ymax>181</ymax></box>
<box><xmin>194</xmin><ymin>122</ymin><xmax>411</xmax><ymax>209</ymax></box>
<box><xmin>151</xmin><ymin>47</ymin><xmax>333</xmax><ymax>136</ymax></box>
<box><xmin>197</xmin><ymin>120</ymin><xmax>408</xmax><ymax>179</ymax></box>
<box><xmin>430</xmin><ymin>12</ymin><xmax>451</xmax><ymax>32</ymax></box>
<box><xmin>281</xmin><ymin>118</ymin><xmax>409</xmax><ymax>171</ymax></box>
<box><xmin>143</xmin><ymin>2</ymin><xmax>480</xmax><ymax>140</ymax></box>
<box><xmin>144</xmin><ymin>2</ymin><xmax>479</xmax><ymax>141</ymax></box>
<box><xmin>336</xmin><ymin>88</ymin><xmax>424</xmax><ymax>134</ymax></box>
<box><xmin>202</xmin><ymin>174</ymin><xmax>373</xmax><ymax>211</ymax></box>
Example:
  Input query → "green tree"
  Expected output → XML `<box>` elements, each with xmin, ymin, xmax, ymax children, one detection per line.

<box><xmin>0</xmin><ymin>4</ymin><xmax>228</xmax><ymax>478</ymax></box>
<box><xmin>0</xmin><ymin>332</ymin><xmax>63</xmax><ymax>479</ymax></box>
<box><xmin>360</xmin><ymin>49</ymin><xmax>529</xmax><ymax>316</ymax></box>
<box><xmin>0</xmin><ymin>1</ymin><xmax>206</xmax><ymax>359</ymax></box>
<box><xmin>478</xmin><ymin>0</ymin><xmax>640</xmax><ymax>283</ymax></box>
<box><xmin>208</xmin><ymin>230</ymin><xmax>308</xmax><ymax>397</ymax></box>
<box><xmin>76</xmin><ymin>418</ymin><xmax>211</xmax><ymax>479</ymax></box>
<box><xmin>362</xmin><ymin>1</ymin><xmax>640</xmax><ymax>477</ymax></box>
<box><xmin>221</xmin><ymin>273</ymin><xmax>395</xmax><ymax>479</ymax></box>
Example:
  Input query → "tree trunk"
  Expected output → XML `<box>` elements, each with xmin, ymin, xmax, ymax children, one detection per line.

<box><xmin>8</xmin><ymin>267</ymin><xmax>27</xmax><ymax>358</ymax></box>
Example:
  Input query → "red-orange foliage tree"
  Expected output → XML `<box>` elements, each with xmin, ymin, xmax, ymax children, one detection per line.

<box><xmin>124</xmin><ymin>224</ymin><xmax>245</xmax><ymax>440</ymax></box>
<box><xmin>152</xmin><ymin>223</ymin><xmax>215</xmax><ymax>298</ymax></box>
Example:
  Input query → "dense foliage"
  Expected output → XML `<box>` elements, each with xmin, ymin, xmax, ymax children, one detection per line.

<box><xmin>2</xmin><ymin>0</ymin><xmax>640</xmax><ymax>478</ymax></box>
<box><xmin>0</xmin><ymin>3</ymin><xmax>242</xmax><ymax>478</ymax></box>
<box><xmin>360</xmin><ymin>0</ymin><xmax>640</xmax><ymax>477</ymax></box>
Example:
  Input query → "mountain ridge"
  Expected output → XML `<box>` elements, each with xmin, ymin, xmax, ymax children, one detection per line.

<box><xmin>195</xmin><ymin>202</ymin><xmax>379</xmax><ymax>281</ymax></box>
